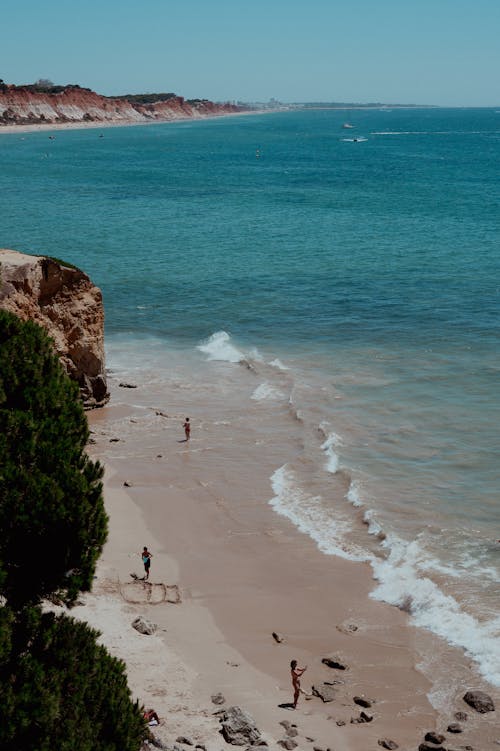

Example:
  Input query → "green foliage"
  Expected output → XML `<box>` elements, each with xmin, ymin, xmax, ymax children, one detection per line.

<box><xmin>112</xmin><ymin>92</ymin><xmax>178</xmax><ymax>104</ymax></box>
<box><xmin>0</xmin><ymin>606</ymin><xmax>146</xmax><ymax>751</ymax></box>
<box><xmin>0</xmin><ymin>311</ymin><xmax>108</xmax><ymax>608</ymax></box>
<box><xmin>44</xmin><ymin>255</ymin><xmax>80</xmax><ymax>270</ymax></box>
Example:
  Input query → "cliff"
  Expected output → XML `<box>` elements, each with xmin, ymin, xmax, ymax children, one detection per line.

<box><xmin>0</xmin><ymin>249</ymin><xmax>108</xmax><ymax>409</ymax></box>
<box><xmin>0</xmin><ymin>84</ymin><xmax>245</xmax><ymax>127</ymax></box>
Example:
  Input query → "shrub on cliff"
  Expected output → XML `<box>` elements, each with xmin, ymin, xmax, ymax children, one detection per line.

<box><xmin>0</xmin><ymin>606</ymin><xmax>146</xmax><ymax>751</ymax></box>
<box><xmin>0</xmin><ymin>310</ymin><xmax>145</xmax><ymax>750</ymax></box>
<box><xmin>0</xmin><ymin>310</ymin><xmax>108</xmax><ymax>608</ymax></box>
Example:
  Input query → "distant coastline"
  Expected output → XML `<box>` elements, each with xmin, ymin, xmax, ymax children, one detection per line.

<box><xmin>0</xmin><ymin>81</ymin><xmax>255</xmax><ymax>132</ymax></box>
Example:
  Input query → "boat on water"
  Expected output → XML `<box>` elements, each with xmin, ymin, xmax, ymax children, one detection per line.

<box><xmin>342</xmin><ymin>123</ymin><xmax>354</xmax><ymax>129</ymax></box>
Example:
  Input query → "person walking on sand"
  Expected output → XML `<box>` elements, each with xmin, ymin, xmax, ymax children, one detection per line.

<box><xmin>290</xmin><ymin>659</ymin><xmax>307</xmax><ymax>708</ymax></box>
<box><xmin>141</xmin><ymin>546</ymin><xmax>152</xmax><ymax>580</ymax></box>
<box><xmin>183</xmin><ymin>417</ymin><xmax>191</xmax><ymax>441</ymax></box>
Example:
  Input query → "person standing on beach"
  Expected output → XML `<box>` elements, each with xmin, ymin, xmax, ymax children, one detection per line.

<box><xmin>142</xmin><ymin>547</ymin><xmax>152</xmax><ymax>580</ymax></box>
<box><xmin>183</xmin><ymin>417</ymin><xmax>191</xmax><ymax>441</ymax></box>
<box><xmin>290</xmin><ymin>659</ymin><xmax>307</xmax><ymax>708</ymax></box>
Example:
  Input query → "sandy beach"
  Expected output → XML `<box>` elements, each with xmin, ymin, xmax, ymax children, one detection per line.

<box><xmin>0</xmin><ymin>109</ymin><xmax>268</xmax><ymax>137</ymax></box>
<box><xmin>81</xmin><ymin>375</ymin><xmax>499</xmax><ymax>751</ymax></box>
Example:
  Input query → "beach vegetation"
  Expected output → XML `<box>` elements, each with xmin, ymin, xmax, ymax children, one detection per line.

<box><xmin>0</xmin><ymin>606</ymin><xmax>146</xmax><ymax>751</ymax></box>
<box><xmin>44</xmin><ymin>255</ymin><xmax>80</xmax><ymax>270</ymax></box>
<box><xmin>0</xmin><ymin>310</ymin><xmax>107</xmax><ymax>609</ymax></box>
<box><xmin>0</xmin><ymin>310</ymin><xmax>146</xmax><ymax>749</ymax></box>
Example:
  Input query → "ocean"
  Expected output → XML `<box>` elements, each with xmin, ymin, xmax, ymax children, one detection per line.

<box><xmin>1</xmin><ymin>108</ymin><xmax>499</xmax><ymax>691</ymax></box>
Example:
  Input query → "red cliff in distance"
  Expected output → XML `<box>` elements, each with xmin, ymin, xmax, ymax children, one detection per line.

<box><xmin>0</xmin><ymin>83</ymin><xmax>248</xmax><ymax>127</ymax></box>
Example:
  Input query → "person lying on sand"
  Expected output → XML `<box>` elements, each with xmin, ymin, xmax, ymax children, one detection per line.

<box><xmin>290</xmin><ymin>659</ymin><xmax>307</xmax><ymax>708</ymax></box>
<box><xmin>143</xmin><ymin>708</ymin><xmax>160</xmax><ymax>726</ymax></box>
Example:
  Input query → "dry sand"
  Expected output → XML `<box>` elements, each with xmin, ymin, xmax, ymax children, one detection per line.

<box><xmin>80</xmin><ymin>379</ymin><xmax>499</xmax><ymax>751</ymax></box>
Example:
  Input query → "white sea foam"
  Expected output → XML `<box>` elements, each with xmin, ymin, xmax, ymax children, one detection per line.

<box><xmin>268</xmin><ymin>465</ymin><xmax>367</xmax><ymax>562</ymax></box>
<box><xmin>197</xmin><ymin>331</ymin><xmax>245</xmax><ymax>363</ymax></box>
<box><xmin>371</xmin><ymin>536</ymin><xmax>500</xmax><ymax>687</ymax></box>
<box><xmin>320</xmin><ymin>430</ymin><xmax>341</xmax><ymax>474</ymax></box>
<box><xmin>269</xmin><ymin>358</ymin><xmax>289</xmax><ymax>370</ymax></box>
<box><xmin>251</xmin><ymin>382</ymin><xmax>284</xmax><ymax>401</ymax></box>
<box><xmin>363</xmin><ymin>508</ymin><xmax>384</xmax><ymax>537</ymax></box>
<box><xmin>346</xmin><ymin>480</ymin><xmax>363</xmax><ymax>507</ymax></box>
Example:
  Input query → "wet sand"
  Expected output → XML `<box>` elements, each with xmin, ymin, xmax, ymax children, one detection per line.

<box><xmin>85</xmin><ymin>377</ymin><xmax>499</xmax><ymax>751</ymax></box>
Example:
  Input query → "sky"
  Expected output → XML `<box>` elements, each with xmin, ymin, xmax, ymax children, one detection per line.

<box><xmin>2</xmin><ymin>0</ymin><xmax>500</xmax><ymax>106</ymax></box>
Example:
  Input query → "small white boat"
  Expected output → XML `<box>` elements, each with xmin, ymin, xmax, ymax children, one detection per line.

<box><xmin>342</xmin><ymin>123</ymin><xmax>354</xmax><ymax>129</ymax></box>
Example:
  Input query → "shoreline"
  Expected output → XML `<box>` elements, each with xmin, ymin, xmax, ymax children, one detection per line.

<box><xmin>0</xmin><ymin>108</ymin><xmax>271</xmax><ymax>136</ymax></box>
<box><xmin>85</xmin><ymin>379</ymin><xmax>499</xmax><ymax>751</ymax></box>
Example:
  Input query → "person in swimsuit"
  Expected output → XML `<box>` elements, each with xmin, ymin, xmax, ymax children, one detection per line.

<box><xmin>142</xmin><ymin>547</ymin><xmax>152</xmax><ymax>580</ymax></box>
<box><xmin>183</xmin><ymin>417</ymin><xmax>191</xmax><ymax>441</ymax></box>
<box><xmin>290</xmin><ymin>659</ymin><xmax>307</xmax><ymax>708</ymax></box>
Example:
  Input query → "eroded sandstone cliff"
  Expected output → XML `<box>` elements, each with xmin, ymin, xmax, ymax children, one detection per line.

<box><xmin>0</xmin><ymin>249</ymin><xmax>108</xmax><ymax>408</ymax></box>
<box><xmin>0</xmin><ymin>84</ymin><xmax>244</xmax><ymax>126</ymax></box>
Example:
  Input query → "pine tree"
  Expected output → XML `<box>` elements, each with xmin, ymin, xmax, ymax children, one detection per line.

<box><xmin>0</xmin><ymin>311</ymin><xmax>146</xmax><ymax>749</ymax></box>
<box><xmin>0</xmin><ymin>607</ymin><xmax>145</xmax><ymax>751</ymax></box>
<box><xmin>0</xmin><ymin>311</ymin><xmax>108</xmax><ymax>608</ymax></box>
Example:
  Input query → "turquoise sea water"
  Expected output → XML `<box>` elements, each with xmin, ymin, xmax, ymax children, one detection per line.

<box><xmin>1</xmin><ymin>109</ymin><xmax>499</xmax><ymax>688</ymax></box>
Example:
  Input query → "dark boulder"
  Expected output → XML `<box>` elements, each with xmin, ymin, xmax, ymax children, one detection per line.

<box><xmin>463</xmin><ymin>690</ymin><xmax>495</xmax><ymax>713</ymax></box>
<box><xmin>321</xmin><ymin>656</ymin><xmax>348</xmax><ymax>670</ymax></box>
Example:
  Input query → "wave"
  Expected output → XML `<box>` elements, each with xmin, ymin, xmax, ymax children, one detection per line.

<box><xmin>319</xmin><ymin>425</ymin><xmax>341</xmax><ymax>474</ymax></box>
<box><xmin>197</xmin><ymin>331</ymin><xmax>247</xmax><ymax>363</ymax></box>
<box><xmin>371</xmin><ymin>536</ymin><xmax>500</xmax><ymax>687</ymax></box>
<box><xmin>269</xmin><ymin>465</ymin><xmax>368</xmax><ymax>562</ymax></box>
<box><xmin>251</xmin><ymin>382</ymin><xmax>285</xmax><ymax>401</ymax></box>
<box><xmin>269</xmin><ymin>358</ymin><xmax>289</xmax><ymax>371</ymax></box>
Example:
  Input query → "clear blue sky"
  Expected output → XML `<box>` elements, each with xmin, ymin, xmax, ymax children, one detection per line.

<box><xmin>3</xmin><ymin>0</ymin><xmax>499</xmax><ymax>105</ymax></box>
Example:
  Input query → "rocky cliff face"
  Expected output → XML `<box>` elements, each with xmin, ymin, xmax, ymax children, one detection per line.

<box><xmin>0</xmin><ymin>84</ymin><xmax>244</xmax><ymax>126</ymax></box>
<box><xmin>0</xmin><ymin>249</ymin><xmax>108</xmax><ymax>408</ymax></box>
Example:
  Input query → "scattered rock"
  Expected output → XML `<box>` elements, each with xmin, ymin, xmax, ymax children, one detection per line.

<box><xmin>378</xmin><ymin>740</ymin><xmax>398</xmax><ymax>750</ymax></box>
<box><xmin>176</xmin><ymin>738</ymin><xmax>193</xmax><ymax>746</ymax></box>
<box><xmin>156</xmin><ymin>454</ymin><xmax>163</xmax><ymax>458</ymax></box>
<box><xmin>147</xmin><ymin>737</ymin><xmax>170</xmax><ymax>750</ymax></box>
<box><xmin>312</xmin><ymin>683</ymin><xmax>337</xmax><ymax>702</ymax></box>
<box><xmin>454</xmin><ymin>711</ymin><xmax>468</xmax><ymax>721</ymax></box>
<box><xmin>336</xmin><ymin>720</ymin><xmax>346</xmax><ymax>727</ymax></box>
<box><xmin>353</xmin><ymin>696</ymin><xmax>373</xmax><ymax>708</ymax></box>
<box><xmin>418</xmin><ymin>745</ymin><xmax>445</xmax><ymax>751</ymax></box>
<box><xmin>124</xmin><ymin>481</ymin><xmax>132</xmax><ymax>487</ymax></box>
<box><xmin>336</xmin><ymin>622</ymin><xmax>358</xmax><ymax>635</ymax></box>
<box><xmin>277</xmin><ymin>741</ymin><xmax>297</xmax><ymax>750</ymax></box>
<box><xmin>131</xmin><ymin>616</ymin><xmax>158</xmax><ymax>635</ymax></box>
<box><xmin>313</xmin><ymin>747</ymin><xmax>325</xmax><ymax>751</ymax></box>
<box><xmin>272</xmin><ymin>631</ymin><xmax>284</xmax><ymax>643</ymax></box>
<box><xmin>195</xmin><ymin>745</ymin><xmax>207</xmax><ymax>751</ymax></box>
<box><xmin>226</xmin><ymin>661</ymin><xmax>240</xmax><ymax>667</ymax></box>
<box><xmin>279</xmin><ymin>722</ymin><xmax>293</xmax><ymax>731</ymax></box>
<box><xmin>321</xmin><ymin>657</ymin><xmax>348</xmax><ymax>671</ymax></box>
<box><xmin>463</xmin><ymin>690</ymin><xmax>495</xmax><ymax>713</ymax></box>
<box><xmin>424</xmin><ymin>732</ymin><xmax>446</xmax><ymax>745</ymax></box>
<box><xmin>109</xmin><ymin>437</ymin><xmax>120</xmax><ymax>442</ymax></box>
<box><xmin>219</xmin><ymin>706</ymin><xmax>261</xmax><ymax>746</ymax></box>
<box><xmin>351</xmin><ymin>711</ymin><xmax>373</xmax><ymax>724</ymax></box>
<box><xmin>305</xmin><ymin>737</ymin><xmax>315</xmax><ymax>742</ymax></box>
<box><xmin>212</xmin><ymin>692</ymin><xmax>226</xmax><ymax>705</ymax></box>
<box><xmin>119</xmin><ymin>382</ymin><xmax>137</xmax><ymax>388</ymax></box>
<box><xmin>285</xmin><ymin>728</ymin><xmax>298</xmax><ymax>738</ymax></box>
<box><xmin>447</xmin><ymin>724</ymin><xmax>463</xmax><ymax>734</ymax></box>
